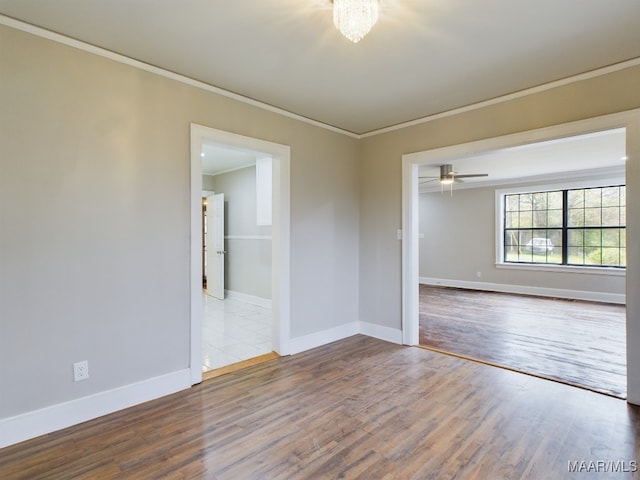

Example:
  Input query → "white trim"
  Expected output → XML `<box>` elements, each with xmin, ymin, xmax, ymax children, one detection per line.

<box><xmin>289</xmin><ymin>323</ymin><xmax>359</xmax><ymax>355</ymax></box>
<box><xmin>420</xmin><ymin>277</ymin><xmax>626</xmax><ymax>305</ymax></box>
<box><xmin>190</xmin><ymin>130</ymin><xmax>204</xmax><ymax>386</ymax></box>
<box><xmin>402</xmin><ymin>162</ymin><xmax>420</xmax><ymax>346</ymax></box>
<box><xmin>0</xmin><ymin>369</ymin><xmax>190</xmax><ymax>449</ymax></box>
<box><xmin>224</xmin><ymin>290</ymin><xmax>272</xmax><ymax>309</ymax></box>
<box><xmin>2</xmin><ymin>14</ymin><xmax>639</xmax><ymax>139</ymax></box>
<box><xmin>495</xmin><ymin>262</ymin><xmax>625</xmax><ymax>277</ymax></box>
<box><xmin>0</xmin><ymin>15</ymin><xmax>357</xmax><ymax>139</ymax></box>
<box><xmin>225</xmin><ymin>235</ymin><xmax>272</xmax><ymax>240</ymax></box>
<box><xmin>359</xmin><ymin>322</ymin><xmax>403</xmax><ymax>344</ymax></box>
<box><xmin>190</xmin><ymin>124</ymin><xmax>291</xmax><ymax>386</ymax></box>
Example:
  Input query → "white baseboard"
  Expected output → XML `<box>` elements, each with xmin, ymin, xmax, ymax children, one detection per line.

<box><xmin>359</xmin><ymin>321</ymin><xmax>403</xmax><ymax>344</ymax></box>
<box><xmin>0</xmin><ymin>369</ymin><xmax>191</xmax><ymax>449</ymax></box>
<box><xmin>420</xmin><ymin>277</ymin><xmax>626</xmax><ymax>304</ymax></box>
<box><xmin>289</xmin><ymin>322</ymin><xmax>359</xmax><ymax>355</ymax></box>
<box><xmin>225</xmin><ymin>290</ymin><xmax>272</xmax><ymax>309</ymax></box>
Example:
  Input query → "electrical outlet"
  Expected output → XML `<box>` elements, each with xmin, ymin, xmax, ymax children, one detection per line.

<box><xmin>73</xmin><ymin>360</ymin><xmax>89</xmax><ymax>382</ymax></box>
<box><xmin>476</xmin><ymin>271</ymin><xmax>482</xmax><ymax>278</ymax></box>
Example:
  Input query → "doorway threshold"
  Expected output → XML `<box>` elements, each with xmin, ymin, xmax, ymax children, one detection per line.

<box><xmin>416</xmin><ymin>344</ymin><xmax>625</xmax><ymax>400</ymax></box>
<box><xmin>202</xmin><ymin>351</ymin><xmax>280</xmax><ymax>381</ymax></box>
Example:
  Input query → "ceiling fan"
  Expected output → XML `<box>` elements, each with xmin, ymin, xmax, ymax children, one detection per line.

<box><xmin>419</xmin><ymin>164</ymin><xmax>488</xmax><ymax>194</ymax></box>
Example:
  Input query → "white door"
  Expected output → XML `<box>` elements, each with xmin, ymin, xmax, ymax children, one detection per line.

<box><xmin>206</xmin><ymin>193</ymin><xmax>225</xmax><ymax>299</ymax></box>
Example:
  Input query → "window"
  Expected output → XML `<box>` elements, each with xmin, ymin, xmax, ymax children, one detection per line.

<box><xmin>503</xmin><ymin>185</ymin><xmax>625</xmax><ymax>267</ymax></box>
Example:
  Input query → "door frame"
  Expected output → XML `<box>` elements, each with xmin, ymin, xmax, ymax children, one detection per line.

<box><xmin>401</xmin><ymin>109</ymin><xmax>640</xmax><ymax>403</ymax></box>
<box><xmin>190</xmin><ymin>123</ymin><xmax>291</xmax><ymax>385</ymax></box>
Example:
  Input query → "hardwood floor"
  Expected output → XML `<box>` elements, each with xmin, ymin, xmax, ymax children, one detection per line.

<box><xmin>1</xmin><ymin>335</ymin><xmax>639</xmax><ymax>479</ymax></box>
<box><xmin>419</xmin><ymin>285</ymin><xmax>627</xmax><ymax>398</ymax></box>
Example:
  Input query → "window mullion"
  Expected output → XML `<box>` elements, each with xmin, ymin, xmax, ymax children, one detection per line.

<box><xmin>562</xmin><ymin>190</ymin><xmax>568</xmax><ymax>265</ymax></box>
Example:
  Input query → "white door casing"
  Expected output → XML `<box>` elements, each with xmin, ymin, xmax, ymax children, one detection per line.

<box><xmin>190</xmin><ymin>123</ymin><xmax>291</xmax><ymax>386</ymax></box>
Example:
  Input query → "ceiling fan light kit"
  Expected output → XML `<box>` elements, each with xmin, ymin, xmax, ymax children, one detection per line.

<box><xmin>333</xmin><ymin>0</ymin><xmax>379</xmax><ymax>43</ymax></box>
<box><xmin>419</xmin><ymin>164</ymin><xmax>489</xmax><ymax>195</ymax></box>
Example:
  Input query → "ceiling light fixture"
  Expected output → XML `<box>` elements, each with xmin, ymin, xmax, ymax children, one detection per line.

<box><xmin>333</xmin><ymin>0</ymin><xmax>379</xmax><ymax>43</ymax></box>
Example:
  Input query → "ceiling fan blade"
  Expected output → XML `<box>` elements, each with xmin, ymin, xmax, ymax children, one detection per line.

<box><xmin>454</xmin><ymin>178</ymin><xmax>464</xmax><ymax>183</ymax></box>
<box><xmin>454</xmin><ymin>173</ymin><xmax>488</xmax><ymax>179</ymax></box>
<box><xmin>418</xmin><ymin>176</ymin><xmax>439</xmax><ymax>179</ymax></box>
<box><xmin>419</xmin><ymin>178</ymin><xmax>439</xmax><ymax>184</ymax></box>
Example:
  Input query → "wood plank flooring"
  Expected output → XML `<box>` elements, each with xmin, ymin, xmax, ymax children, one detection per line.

<box><xmin>1</xmin><ymin>335</ymin><xmax>639</xmax><ymax>479</ymax></box>
<box><xmin>419</xmin><ymin>285</ymin><xmax>627</xmax><ymax>398</ymax></box>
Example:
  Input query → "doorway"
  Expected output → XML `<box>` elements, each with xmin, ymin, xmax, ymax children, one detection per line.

<box><xmin>401</xmin><ymin>110</ymin><xmax>640</xmax><ymax>403</ymax></box>
<box><xmin>190</xmin><ymin>124</ymin><xmax>291</xmax><ymax>385</ymax></box>
<box><xmin>202</xmin><ymin>158</ymin><xmax>271</xmax><ymax>372</ymax></box>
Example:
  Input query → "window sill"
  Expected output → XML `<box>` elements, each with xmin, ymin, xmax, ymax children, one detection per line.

<box><xmin>495</xmin><ymin>262</ymin><xmax>626</xmax><ymax>276</ymax></box>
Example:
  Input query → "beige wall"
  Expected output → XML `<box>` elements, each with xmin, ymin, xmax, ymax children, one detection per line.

<box><xmin>0</xmin><ymin>24</ymin><xmax>360</xmax><ymax>419</ymax></box>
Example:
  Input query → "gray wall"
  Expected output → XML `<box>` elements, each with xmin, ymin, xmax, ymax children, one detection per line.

<box><xmin>0</xmin><ymin>24</ymin><xmax>359</xmax><ymax>420</ymax></box>
<box><xmin>204</xmin><ymin>167</ymin><xmax>272</xmax><ymax>299</ymax></box>
<box><xmin>418</xmin><ymin>185</ymin><xmax>625</xmax><ymax>296</ymax></box>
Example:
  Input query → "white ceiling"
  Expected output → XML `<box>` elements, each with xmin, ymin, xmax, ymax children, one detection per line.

<box><xmin>418</xmin><ymin>128</ymin><xmax>627</xmax><ymax>192</ymax></box>
<box><xmin>201</xmin><ymin>141</ymin><xmax>259</xmax><ymax>176</ymax></box>
<box><xmin>1</xmin><ymin>1</ymin><xmax>639</xmax><ymax>135</ymax></box>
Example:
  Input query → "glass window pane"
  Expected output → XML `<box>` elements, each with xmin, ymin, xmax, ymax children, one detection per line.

<box><xmin>548</xmin><ymin>229</ymin><xmax>562</xmax><ymax>245</ymax></box>
<box><xmin>621</xmin><ymin>186</ymin><xmax>626</xmax><ymax>207</ymax></box>
<box><xmin>504</xmin><ymin>230</ymin><xmax>518</xmax><ymax>247</ymax></box>
<box><xmin>548</xmin><ymin>191</ymin><xmax>562</xmax><ymax>209</ymax></box>
<box><xmin>532</xmin><ymin>192</ymin><xmax>547</xmax><ymax>210</ymax></box>
<box><xmin>601</xmin><ymin>248</ymin><xmax>621</xmax><ymax>266</ymax></box>
<box><xmin>584</xmin><ymin>208</ymin><xmax>602</xmax><ymax>227</ymax></box>
<box><xmin>602</xmin><ymin>207</ymin><xmax>621</xmax><ymax>226</ymax></box>
<box><xmin>585</xmin><ymin>249</ymin><xmax>602</xmax><ymax>265</ymax></box>
<box><xmin>568</xmin><ymin>229</ymin><xmax>584</xmax><ymax>247</ymax></box>
<box><xmin>621</xmin><ymin>247</ymin><xmax>627</xmax><ymax>266</ymax></box>
<box><xmin>567</xmin><ymin>246</ymin><xmax>585</xmax><ymax>264</ymax></box>
<box><xmin>585</xmin><ymin>188</ymin><xmax>602</xmax><ymax>208</ymax></box>
<box><xmin>585</xmin><ymin>229</ymin><xmax>602</xmax><ymax>247</ymax></box>
<box><xmin>532</xmin><ymin>210</ymin><xmax>548</xmax><ymax>228</ymax></box>
<box><xmin>602</xmin><ymin>229</ymin><xmax>619</xmax><ymax>247</ymax></box>
<box><xmin>568</xmin><ymin>189</ymin><xmax>584</xmax><ymax>208</ymax></box>
<box><xmin>505</xmin><ymin>211</ymin><xmax>519</xmax><ymax>228</ymax></box>
<box><xmin>568</xmin><ymin>209</ymin><xmax>584</xmax><ymax>227</ymax></box>
<box><xmin>519</xmin><ymin>211</ymin><xmax>533</xmax><ymax>228</ymax></box>
<box><xmin>547</xmin><ymin>209</ymin><xmax>562</xmax><ymax>227</ymax></box>
<box><xmin>506</xmin><ymin>195</ymin><xmax>519</xmax><ymax>212</ymax></box>
<box><xmin>621</xmin><ymin>207</ymin><xmax>626</xmax><ymax>227</ymax></box>
<box><xmin>602</xmin><ymin>187</ymin><xmax>620</xmax><ymax>207</ymax></box>
<box><xmin>519</xmin><ymin>194</ymin><xmax>533</xmax><ymax>211</ymax></box>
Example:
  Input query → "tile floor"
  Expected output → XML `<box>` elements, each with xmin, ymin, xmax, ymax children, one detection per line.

<box><xmin>202</xmin><ymin>292</ymin><xmax>273</xmax><ymax>371</ymax></box>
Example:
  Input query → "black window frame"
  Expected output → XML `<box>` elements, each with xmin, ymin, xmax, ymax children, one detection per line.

<box><xmin>502</xmin><ymin>185</ymin><xmax>626</xmax><ymax>268</ymax></box>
